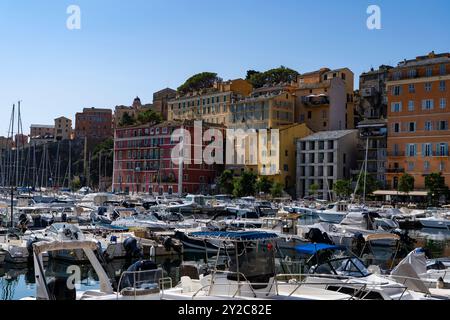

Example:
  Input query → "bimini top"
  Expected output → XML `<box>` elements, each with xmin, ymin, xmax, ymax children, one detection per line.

<box><xmin>295</xmin><ymin>243</ymin><xmax>345</xmax><ymax>255</ymax></box>
<box><xmin>189</xmin><ymin>231</ymin><xmax>279</xmax><ymax>241</ymax></box>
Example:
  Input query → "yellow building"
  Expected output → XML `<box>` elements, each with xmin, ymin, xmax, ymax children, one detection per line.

<box><xmin>54</xmin><ymin>116</ymin><xmax>73</xmax><ymax>141</ymax></box>
<box><xmin>168</xmin><ymin>79</ymin><xmax>253</xmax><ymax>125</ymax></box>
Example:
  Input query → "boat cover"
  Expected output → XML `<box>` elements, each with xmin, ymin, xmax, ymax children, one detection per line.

<box><xmin>295</xmin><ymin>243</ymin><xmax>345</xmax><ymax>255</ymax></box>
<box><xmin>189</xmin><ymin>231</ymin><xmax>279</xmax><ymax>241</ymax></box>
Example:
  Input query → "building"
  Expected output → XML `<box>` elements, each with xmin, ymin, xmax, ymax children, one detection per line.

<box><xmin>295</xmin><ymin>68</ymin><xmax>355</xmax><ymax>131</ymax></box>
<box><xmin>114</xmin><ymin>97</ymin><xmax>154</xmax><ymax>128</ymax></box>
<box><xmin>0</xmin><ymin>137</ymin><xmax>13</xmax><ymax>150</ymax></box>
<box><xmin>355</xmin><ymin>119</ymin><xmax>388</xmax><ymax>188</ymax></box>
<box><xmin>112</xmin><ymin>120</ymin><xmax>224</xmax><ymax>195</ymax></box>
<box><xmin>30</xmin><ymin>124</ymin><xmax>55</xmax><ymax>138</ymax></box>
<box><xmin>54</xmin><ymin>116</ymin><xmax>73</xmax><ymax>141</ymax></box>
<box><xmin>75</xmin><ymin>108</ymin><xmax>113</xmax><ymax>141</ymax></box>
<box><xmin>297</xmin><ymin>130</ymin><xmax>358</xmax><ymax>200</ymax></box>
<box><xmin>153</xmin><ymin>88</ymin><xmax>177</xmax><ymax>120</ymax></box>
<box><xmin>14</xmin><ymin>134</ymin><xmax>29</xmax><ymax>146</ymax></box>
<box><xmin>168</xmin><ymin>79</ymin><xmax>253</xmax><ymax>125</ymax></box>
<box><xmin>386</xmin><ymin>51</ymin><xmax>450</xmax><ymax>190</ymax></box>
<box><xmin>358</xmin><ymin>65</ymin><xmax>393</xmax><ymax>119</ymax></box>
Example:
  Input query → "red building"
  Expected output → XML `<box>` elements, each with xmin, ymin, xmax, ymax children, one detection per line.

<box><xmin>75</xmin><ymin>108</ymin><xmax>113</xmax><ymax>141</ymax></box>
<box><xmin>112</xmin><ymin>120</ymin><xmax>224</xmax><ymax>195</ymax></box>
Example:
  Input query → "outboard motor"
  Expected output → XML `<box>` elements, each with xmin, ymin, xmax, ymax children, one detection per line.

<box><xmin>61</xmin><ymin>213</ymin><xmax>68</xmax><ymax>223</ymax></box>
<box><xmin>47</xmin><ymin>277</ymin><xmax>76</xmax><ymax>300</ymax></box>
<box><xmin>123</xmin><ymin>237</ymin><xmax>142</xmax><ymax>259</ymax></box>
<box><xmin>306</xmin><ymin>228</ymin><xmax>334</xmax><ymax>245</ymax></box>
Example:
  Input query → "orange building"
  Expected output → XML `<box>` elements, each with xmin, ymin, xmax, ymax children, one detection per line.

<box><xmin>386</xmin><ymin>51</ymin><xmax>450</xmax><ymax>190</ymax></box>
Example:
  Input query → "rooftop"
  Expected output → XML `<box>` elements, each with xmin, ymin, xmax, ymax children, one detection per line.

<box><xmin>300</xmin><ymin>129</ymin><xmax>358</xmax><ymax>141</ymax></box>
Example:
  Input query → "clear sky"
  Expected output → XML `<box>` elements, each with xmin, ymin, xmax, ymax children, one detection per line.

<box><xmin>0</xmin><ymin>0</ymin><xmax>449</xmax><ymax>136</ymax></box>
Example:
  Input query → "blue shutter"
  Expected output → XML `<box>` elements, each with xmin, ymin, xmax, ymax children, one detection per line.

<box><xmin>422</xmin><ymin>144</ymin><xmax>425</xmax><ymax>157</ymax></box>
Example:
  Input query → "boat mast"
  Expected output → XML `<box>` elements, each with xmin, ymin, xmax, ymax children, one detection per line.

<box><xmin>9</xmin><ymin>103</ymin><xmax>15</xmax><ymax>228</ymax></box>
<box><xmin>363</xmin><ymin>137</ymin><xmax>369</xmax><ymax>204</ymax></box>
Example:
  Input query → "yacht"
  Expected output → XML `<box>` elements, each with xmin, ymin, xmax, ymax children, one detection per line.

<box><xmin>418</xmin><ymin>212</ymin><xmax>450</xmax><ymax>230</ymax></box>
<box><xmin>317</xmin><ymin>202</ymin><xmax>356</xmax><ymax>224</ymax></box>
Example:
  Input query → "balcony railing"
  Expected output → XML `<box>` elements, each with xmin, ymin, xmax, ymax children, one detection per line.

<box><xmin>387</xmin><ymin>152</ymin><xmax>405</xmax><ymax>157</ymax></box>
<box><xmin>386</xmin><ymin>168</ymin><xmax>405</xmax><ymax>173</ymax></box>
<box><xmin>301</xmin><ymin>95</ymin><xmax>330</xmax><ymax>106</ymax></box>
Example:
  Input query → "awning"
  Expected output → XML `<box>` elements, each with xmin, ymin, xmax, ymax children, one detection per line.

<box><xmin>295</xmin><ymin>243</ymin><xmax>345</xmax><ymax>255</ymax></box>
<box><xmin>363</xmin><ymin>233</ymin><xmax>400</xmax><ymax>242</ymax></box>
<box><xmin>373</xmin><ymin>190</ymin><xmax>428</xmax><ymax>196</ymax></box>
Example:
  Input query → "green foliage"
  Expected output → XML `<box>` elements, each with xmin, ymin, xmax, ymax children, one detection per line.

<box><xmin>218</xmin><ymin>170</ymin><xmax>234</xmax><ymax>195</ymax></box>
<box><xmin>333</xmin><ymin>180</ymin><xmax>352</xmax><ymax>199</ymax></box>
<box><xmin>177</xmin><ymin>72</ymin><xmax>222</xmax><ymax>94</ymax></box>
<box><xmin>425</xmin><ymin>172</ymin><xmax>449</xmax><ymax>204</ymax></box>
<box><xmin>256</xmin><ymin>176</ymin><xmax>273</xmax><ymax>194</ymax></box>
<box><xmin>71</xmin><ymin>176</ymin><xmax>81</xmax><ymax>190</ymax></box>
<box><xmin>232</xmin><ymin>171</ymin><xmax>257</xmax><ymax>197</ymax></box>
<box><xmin>119</xmin><ymin>112</ymin><xmax>136</xmax><ymax>127</ymax></box>
<box><xmin>270</xmin><ymin>182</ymin><xmax>284</xmax><ymax>198</ymax></box>
<box><xmin>137</xmin><ymin>109</ymin><xmax>163</xmax><ymax>125</ymax></box>
<box><xmin>309</xmin><ymin>183</ymin><xmax>320</xmax><ymax>197</ymax></box>
<box><xmin>246</xmin><ymin>66</ymin><xmax>299</xmax><ymax>88</ymax></box>
<box><xmin>398</xmin><ymin>173</ymin><xmax>415</xmax><ymax>195</ymax></box>
<box><xmin>355</xmin><ymin>173</ymin><xmax>381</xmax><ymax>197</ymax></box>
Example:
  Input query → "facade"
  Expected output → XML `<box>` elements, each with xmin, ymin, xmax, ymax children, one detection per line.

<box><xmin>14</xmin><ymin>134</ymin><xmax>29</xmax><ymax>146</ymax></box>
<box><xmin>30</xmin><ymin>124</ymin><xmax>55</xmax><ymax>138</ymax></box>
<box><xmin>113</xmin><ymin>120</ymin><xmax>224</xmax><ymax>195</ymax></box>
<box><xmin>75</xmin><ymin>107</ymin><xmax>113</xmax><ymax>141</ymax></box>
<box><xmin>297</xmin><ymin>130</ymin><xmax>358</xmax><ymax>200</ymax></box>
<box><xmin>0</xmin><ymin>137</ymin><xmax>13</xmax><ymax>150</ymax></box>
<box><xmin>168</xmin><ymin>79</ymin><xmax>253</xmax><ymax>125</ymax></box>
<box><xmin>295</xmin><ymin>68</ymin><xmax>355</xmax><ymax>132</ymax></box>
<box><xmin>386</xmin><ymin>51</ymin><xmax>450</xmax><ymax>190</ymax></box>
<box><xmin>355</xmin><ymin>119</ymin><xmax>388</xmax><ymax>188</ymax></box>
<box><xmin>54</xmin><ymin>116</ymin><xmax>73</xmax><ymax>141</ymax></box>
<box><xmin>153</xmin><ymin>88</ymin><xmax>177</xmax><ymax>120</ymax></box>
<box><xmin>358</xmin><ymin>65</ymin><xmax>393</xmax><ymax>119</ymax></box>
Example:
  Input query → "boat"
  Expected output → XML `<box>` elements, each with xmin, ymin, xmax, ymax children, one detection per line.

<box><xmin>418</xmin><ymin>212</ymin><xmax>450</xmax><ymax>230</ymax></box>
<box><xmin>316</xmin><ymin>202</ymin><xmax>355</xmax><ymax>224</ymax></box>
<box><xmin>22</xmin><ymin>240</ymin><xmax>168</xmax><ymax>300</ymax></box>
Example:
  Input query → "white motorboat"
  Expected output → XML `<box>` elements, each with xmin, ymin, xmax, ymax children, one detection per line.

<box><xmin>418</xmin><ymin>212</ymin><xmax>450</xmax><ymax>230</ymax></box>
<box><xmin>21</xmin><ymin>240</ymin><xmax>167</xmax><ymax>300</ymax></box>
<box><xmin>317</xmin><ymin>202</ymin><xmax>355</xmax><ymax>224</ymax></box>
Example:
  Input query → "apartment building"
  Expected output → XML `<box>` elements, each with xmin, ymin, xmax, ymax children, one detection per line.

<box><xmin>297</xmin><ymin>130</ymin><xmax>358</xmax><ymax>200</ymax></box>
<box><xmin>54</xmin><ymin>116</ymin><xmax>73</xmax><ymax>141</ymax></box>
<box><xmin>358</xmin><ymin>65</ymin><xmax>393</xmax><ymax>119</ymax></box>
<box><xmin>386</xmin><ymin>51</ymin><xmax>450</xmax><ymax>189</ymax></box>
<box><xmin>153</xmin><ymin>88</ymin><xmax>177</xmax><ymax>121</ymax></box>
<box><xmin>75</xmin><ymin>107</ymin><xmax>113</xmax><ymax>141</ymax></box>
<box><xmin>30</xmin><ymin>124</ymin><xmax>55</xmax><ymax>138</ymax></box>
<box><xmin>295</xmin><ymin>68</ymin><xmax>355</xmax><ymax>132</ymax></box>
<box><xmin>113</xmin><ymin>120</ymin><xmax>224</xmax><ymax>195</ymax></box>
<box><xmin>168</xmin><ymin>79</ymin><xmax>253</xmax><ymax>125</ymax></box>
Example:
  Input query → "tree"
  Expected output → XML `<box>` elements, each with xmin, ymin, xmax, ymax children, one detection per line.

<box><xmin>256</xmin><ymin>176</ymin><xmax>273</xmax><ymax>194</ymax></box>
<box><xmin>355</xmin><ymin>173</ymin><xmax>381</xmax><ymax>198</ymax></box>
<box><xmin>333</xmin><ymin>180</ymin><xmax>352</xmax><ymax>200</ymax></box>
<box><xmin>270</xmin><ymin>182</ymin><xmax>284</xmax><ymax>198</ymax></box>
<box><xmin>137</xmin><ymin>109</ymin><xmax>163</xmax><ymax>125</ymax></box>
<box><xmin>425</xmin><ymin>173</ymin><xmax>449</xmax><ymax>205</ymax></box>
<box><xmin>233</xmin><ymin>171</ymin><xmax>257</xmax><ymax>197</ymax></box>
<box><xmin>247</xmin><ymin>66</ymin><xmax>299</xmax><ymax>88</ymax></box>
<box><xmin>177</xmin><ymin>72</ymin><xmax>222</xmax><ymax>94</ymax></box>
<box><xmin>218</xmin><ymin>170</ymin><xmax>234</xmax><ymax>195</ymax></box>
<box><xmin>119</xmin><ymin>112</ymin><xmax>136</xmax><ymax>127</ymax></box>
<box><xmin>309</xmin><ymin>183</ymin><xmax>320</xmax><ymax>198</ymax></box>
<box><xmin>398</xmin><ymin>173</ymin><xmax>415</xmax><ymax>196</ymax></box>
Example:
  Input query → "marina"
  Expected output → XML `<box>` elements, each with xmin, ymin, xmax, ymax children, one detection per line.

<box><xmin>0</xmin><ymin>191</ymin><xmax>449</xmax><ymax>300</ymax></box>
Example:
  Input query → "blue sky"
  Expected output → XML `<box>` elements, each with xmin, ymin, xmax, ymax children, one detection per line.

<box><xmin>0</xmin><ymin>0</ymin><xmax>449</xmax><ymax>136</ymax></box>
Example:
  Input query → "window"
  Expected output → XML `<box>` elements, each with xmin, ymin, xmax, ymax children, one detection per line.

<box><xmin>423</xmin><ymin>143</ymin><xmax>432</xmax><ymax>157</ymax></box>
<box><xmin>408</xmin><ymin>69</ymin><xmax>417</xmax><ymax>78</ymax></box>
<box><xmin>393</xmin><ymin>123</ymin><xmax>401</xmax><ymax>133</ymax></box>
<box><xmin>408</xmin><ymin>84</ymin><xmax>415</xmax><ymax>93</ymax></box>
<box><xmin>391</xmin><ymin>102</ymin><xmax>402</xmax><ymax>112</ymax></box>
<box><xmin>408</xmin><ymin>122</ymin><xmax>416</xmax><ymax>132</ymax></box>
<box><xmin>284</xmin><ymin>164</ymin><xmax>289</xmax><ymax>172</ymax></box>
<box><xmin>440</xmin><ymin>98</ymin><xmax>447</xmax><ymax>109</ymax></box>
<box><xmin>307</xmin><ymin>111</ymin><xmax>312</xmax><ymax>119</ymax></box>
<box><xmin>426</xmin><ymin>67</ymin><xmax>433</xmax><ymax>77</ymax></box>
<box><xmin>341</xmin><ymin>73</ymin><xmax>346</xmax><ymax>80</ymax></box>
<box><xmin>424</xmin><ymin>161</ymin><xmax>430</xmax><ymax>171</ymax></box>
<box><xmin>407</xmin><ymin>144</ymin><xmax>416</xmax><ymax>157</ymax></box>
<box><xmin>439</xmin><ymin>121</ymin><xmax>449</xmax><ymax>131</ymax></box>
<box><xmin>440</xmin><ymin>64</ymin><xmax>446</xmax><ymax>75</ymax></box>
<box><xmin>438</xmin><ymin>143</ymin><xmax>449</xmax><ymax>156</ymax></box>
<box><xmin>408</xmin><ymin>162</ymin><xmax>415</xmax><ymax>171</ymax></box>
<box><xmin>422</xmin><ymin>99</ymin><xmax>434</xmax><ymax>110</ymax></box>
<box><xmin>425</xmin><ymin>82</ymin><xmax>432</xmax><ymax>92</ymax></box>
<box><xmin>408</xmin><ymin>101</ymin><xmax>415</xmax><ymax>111</ymax></box>
<box><xmin>439</xmin><ymin>161</ymin><xmax>445</xmax><ymax>171</ymax></box>
<box><xmin>440</xmin><ymin>81</ymin><xmax>446</xmax><ymax>92</ymax></box>
<box><xmin>425</xmin><ymin>121</ymin><xmax>433</xmax><ymax>131</ymax></box>
<box><xmin>392</xmin><ymin>86</ymin><xmax>402</xmax><ymax>96</ymax></box>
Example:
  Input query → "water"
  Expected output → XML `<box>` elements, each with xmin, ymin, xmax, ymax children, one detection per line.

<box><xmin>1</xmin><ymin>218</ymin><xmax>449</xmax><ymax>300</ymax></box>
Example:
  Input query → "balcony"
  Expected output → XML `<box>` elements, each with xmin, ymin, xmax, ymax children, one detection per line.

<box><xmin>387</xmin><ymin>152</ymin><xmax>405</xmax><ymax>157</ymax></box>
<box><xmin>301</xmin><ymin>95</ymin><xmax>330</xmax><ymax>107</ymax></box>
<box><xmin>386</xmin><ymin>168</ymin><xmax>405</xmax><ymax>173</ymax></box>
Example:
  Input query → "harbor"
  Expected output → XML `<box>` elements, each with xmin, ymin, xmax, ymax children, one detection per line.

<box><xmin>1</xmin><ymin>191</ymin><xmax>449</xmax><ymax>300</ymax></box>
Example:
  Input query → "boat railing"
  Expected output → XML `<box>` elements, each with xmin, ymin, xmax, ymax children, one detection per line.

<box><xmin>117</xmin><ymin>268</ymin><xmax>172</xmax><ymax>299</ymax></box>
<box><xmin>388</xmin><ymin>273</ymin><xmax>448</xmax><ymax>293</ymax></box>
